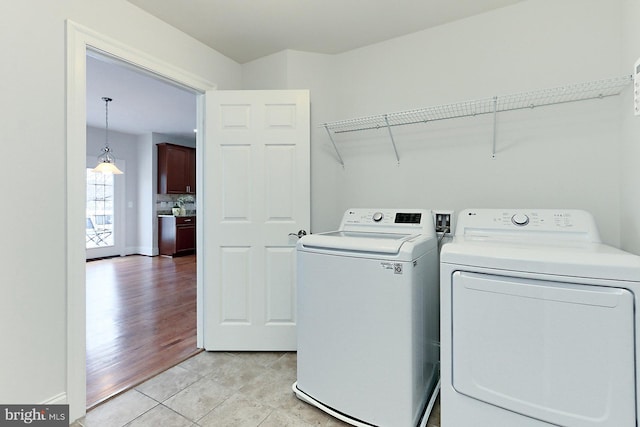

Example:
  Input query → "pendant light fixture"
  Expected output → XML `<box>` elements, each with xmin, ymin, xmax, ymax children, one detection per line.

<box><xmin>92</xmin><ymin>97</ymin><xmax>123</xmax><ymax>174</ymax></box>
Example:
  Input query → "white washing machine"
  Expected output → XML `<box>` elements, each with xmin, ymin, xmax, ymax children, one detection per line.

<box><xmin>440</xmin><ymin>209</ymin><xmax>640</xmax><ymax>427</ymax></box>
<box><xmin>293</xmin><ymin>208</ymin><xmax>440</xmax><ymax>427</ymax></box>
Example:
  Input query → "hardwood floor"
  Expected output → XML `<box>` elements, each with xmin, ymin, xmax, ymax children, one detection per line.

<box><xmin>86</xmin><ymin>254</ymin><xmax>200</xmax><ymax>409</ymax></box>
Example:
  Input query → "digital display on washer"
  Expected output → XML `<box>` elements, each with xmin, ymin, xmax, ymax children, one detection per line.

<box><xmin>395</xmin><ymin>213</ymin><xmax>422</xmax><ymax>224</ymax></box>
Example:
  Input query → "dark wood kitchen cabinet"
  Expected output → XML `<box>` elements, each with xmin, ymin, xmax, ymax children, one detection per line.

<box><xmin>159</xmin><ymin>216</ymin><xmax>196</xmax><ymax>256</ymax></box>
<box><xmin>157</xmin><ymin>143</ymin><xmax>196</xmax><ymax>194</ymax></box>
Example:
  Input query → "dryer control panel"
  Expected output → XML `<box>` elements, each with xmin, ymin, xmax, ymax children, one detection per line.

<box><xmin>456</xmin><ymin>209</ymin><xmax>601</xmax><ymax>243</ymax></box>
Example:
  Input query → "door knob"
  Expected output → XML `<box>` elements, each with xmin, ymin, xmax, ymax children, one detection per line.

<box><xmin>288</xmin><ymin>229</ymin><xmax>308</xmax><ymax>238</ymax></box>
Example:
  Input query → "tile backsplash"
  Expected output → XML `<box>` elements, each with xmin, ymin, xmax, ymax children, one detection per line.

<box><xmin>157</xmin><ymin>194</ymin><xmax>196</xmax><ymax>215</ymax></box>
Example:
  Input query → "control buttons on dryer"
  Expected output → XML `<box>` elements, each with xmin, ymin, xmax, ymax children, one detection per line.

<box><xmin>372</xmin><ymin>212</ymin><xmax>384</xmax><ymax>222</ymax></box>
<box><xmin>511</xmin><ymin>213</ymin><xmax>530</xmax><ymax>226</ymax></box>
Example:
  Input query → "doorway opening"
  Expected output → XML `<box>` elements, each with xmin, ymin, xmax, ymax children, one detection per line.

<box><xmin>85</xmin><ymin>51</ymin><xmax>200</xmax><ymax>409</ymax></box>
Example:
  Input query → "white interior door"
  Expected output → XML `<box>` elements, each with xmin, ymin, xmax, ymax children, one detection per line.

<box><xmin>203</xmin><ymin>90</ymin><xmax>310</xmax><ymax>350</ymax></box>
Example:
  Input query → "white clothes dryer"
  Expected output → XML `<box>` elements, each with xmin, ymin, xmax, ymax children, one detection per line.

<box><xmin>294</xmin><ymin>208</ymin><xmax>440</xmax><ymax>427</ymax></box>
<box><xmin>440</xmin><ymin>209</ymin><xmax>640</xmax><ymax>427</ymax></box>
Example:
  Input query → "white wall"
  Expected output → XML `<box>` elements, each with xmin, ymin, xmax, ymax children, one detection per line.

<box><xmin>136</xmin><ymin>133</ymin><xmax>156</xmax><ymax>255</ymax></box>
<box><xmin>0</xmin><ymin>0</ymin><xmax>240</xmax><ymax>412</ymax></box>
<box><xmin>326</xmin><ymin>0</ymin><xmax>625</xmax><ymax>244</ymax></box>
<box><xmin>242</xmin><ymin>50</ymin><xmax>289</xmax><ymax>90</ymax></box>
<box><xmin>243</xmin><ymin>50</ymin><xmax>343</xmax><ymax>233</ymax></box>
<box><xmin>285</xmin><ymin>51</ymin><xmax>345</xmax><ymax>233</ymax></box>
<box><xmin>243</xmin><ymin>0</ymin><xmax>628</xmax><ymax>244</ymax></box>
<box><xmin>621</xmin><ymin>0</ymin><xmax>640</xmax><ymax>254</ymax></box>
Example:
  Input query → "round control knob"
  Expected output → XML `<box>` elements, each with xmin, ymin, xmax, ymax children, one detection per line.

<box><xmin>511</xmin><ymin>213</ymin><xmax>530</xmax><ymax>226</ymax></box>
<box><xmin>372</xmin><ymin>212</ymin><xmax>384</xmax><ymax>222</ymax></box>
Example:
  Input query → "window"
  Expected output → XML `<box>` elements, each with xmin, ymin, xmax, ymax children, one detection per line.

<box><xmin>86</xmin><ymin>169</ymin><xmax>115</xmax><ymax>248</ymax></box>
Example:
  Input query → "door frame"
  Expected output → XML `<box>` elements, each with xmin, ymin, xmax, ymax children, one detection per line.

<box><xmin>66</xmin><ymin>20</ymin><xmax>215</xmax><ymax>422</ymax></box>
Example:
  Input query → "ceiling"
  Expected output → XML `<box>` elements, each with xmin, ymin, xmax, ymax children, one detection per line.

<box><xmin>86</xmin><ymin>54</ymin><xmax>197</xmax><ymax>140</ymax></box>
<box><xmin>87</xmin><ymin>0</ymin><xmax>523</xmax><ymax>140</ymax></box>
<box><xmin>127</xmin><ymin>0</ymin><xmax>523</xmax><ymax>64</ymax></box>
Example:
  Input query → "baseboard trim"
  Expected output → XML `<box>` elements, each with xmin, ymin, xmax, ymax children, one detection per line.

<box><xmin>41</xmin><ymin>392</ymin><xmax>67</xmax><ymax>405</ymax></box>
<box><xmin>133</xmin><ymin>246</ymin><xmax>159</xmax><ymax>256</ymax></box>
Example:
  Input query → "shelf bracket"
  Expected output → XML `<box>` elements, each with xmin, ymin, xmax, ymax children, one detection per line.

<box><xmin>324</xmin><ymin>124</ymin><xmax>344</xmax><ymax>166</ymax></box>
<box><xmin>383</xmin><ymin>115</ymin><xmax>400</xmax><ymax>164</ymax></box>
<box><xmin>491</xmin><ymin>96</ymin><xmax>498</xmax><ymax>158</ymax></box>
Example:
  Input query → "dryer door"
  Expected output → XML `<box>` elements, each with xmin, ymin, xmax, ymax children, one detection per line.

<box><xmin>451</xmin><ymin>271</ymin><xmax>635</xmax><ymax>427</ymax></box>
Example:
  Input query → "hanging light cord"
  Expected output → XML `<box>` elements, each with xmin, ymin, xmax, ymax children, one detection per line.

<box><xmin>102</xmin><ymin>97</ymin><xmax>112</xmax><ymax>152</ymax></box>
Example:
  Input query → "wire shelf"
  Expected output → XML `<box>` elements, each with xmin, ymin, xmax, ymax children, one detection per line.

<box><xmin>326</xmin><ymin>99</ymin><xmax>496</xmax><ymax>134</ymax></box>
<box><xmin>495</xmin><ymin>76</ymin><xmax>632</xmax><ymax>112</ymax></box>
<box><xmin>321</xmin><ymin>75</ymin><xmax>632</xmax><ymax>163</ymax></box>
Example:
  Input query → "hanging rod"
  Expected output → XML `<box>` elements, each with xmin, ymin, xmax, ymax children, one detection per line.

<box><xmin>320</xmin><ymin>75</ymin><xmax>632</xmax><ymax>162</ymax></box>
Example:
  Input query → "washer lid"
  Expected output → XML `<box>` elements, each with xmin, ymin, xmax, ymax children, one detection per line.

<box><xmin>299</xmin><ymin>231</ymin><xmax>418</xmax><ymax>254</ymax></box>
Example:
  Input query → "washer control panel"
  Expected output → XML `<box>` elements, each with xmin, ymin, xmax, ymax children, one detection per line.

<box><xmin>511</xmin><ymin>213</ymin><xmax>530</xmax><ymax>226</ymax></box>
<box><xmin>456</xmin><ymin>209</ymin><xmax>601</xmax><ymax>242</ymax></box>
<box><xmin>339</xmin><ymin>208</ymin><xmax>433</xmax><ymax>235</ymax></box>
<box><xmin>372</xmin><ymin>211</ymin><xmax>384</xmax><ymax>222</ymax></box>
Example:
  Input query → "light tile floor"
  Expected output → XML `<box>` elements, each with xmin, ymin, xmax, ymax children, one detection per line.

<box><xmin>73</xmin><ymin>352</ymin><xmax>441</xmax><ymax>427</ymax></box>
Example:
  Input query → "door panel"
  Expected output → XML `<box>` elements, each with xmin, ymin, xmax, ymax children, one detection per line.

<box><xmin>220</xmin><ymin>145</ymin><xmax>251</xmax><ymax>220</ymax></box>
<box><xmin>203</xmin><ymin>90</ymin><xmax>310</xmax><ymax>350</ymax></box>
<box><xmin>265</xmin><ymin>247</ymin><xmax>296</xmax><ymax>324</ymax></box>
<box><xmin>265</xmin><ymin>146</ymin><xmax>296</xmax><ymax>220</ymax></box>
<box><xmin>451</xmin><ymin>271</ymin><xmax>635</xmax><ymax>427</ymax></box>
<box><xmin>220</xmin><ymin>247</ymin><xmax>251</xmax><ymax>324</ymax></box>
